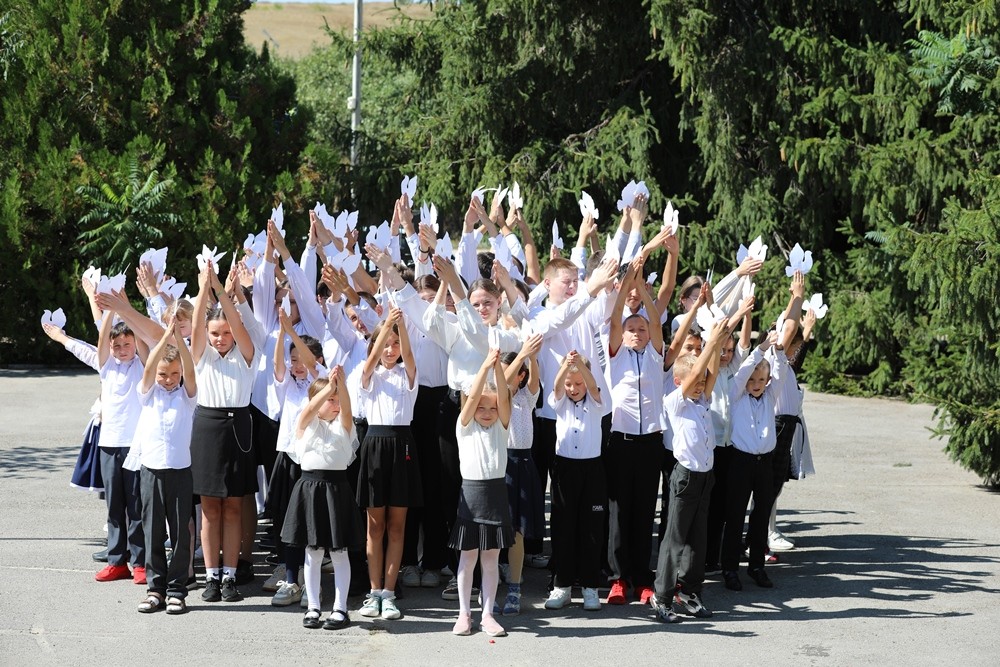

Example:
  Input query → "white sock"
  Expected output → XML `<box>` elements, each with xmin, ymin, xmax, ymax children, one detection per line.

<box><xmin>304</xmin><ymin>547</ymin><xmax>323</xmax><ymax>610</ymax></box>
<box><xmin>206</xmin><ymin>567</ymin><xmax>220</xmax><ymax>581</ymax></box>
<box><xmin>329</xmin><ymin>550</ymin><xmax>350</xmax><ymax>612</ymax></box>
<box><xmin>222</xmin><ymin>566</ymin><xmax>236</xmax><ymax>579</ymax></box>
<box><xmin>380</xmin><ymin>589</ymin><xmax>394</xmax><ymax>600</ymax></box>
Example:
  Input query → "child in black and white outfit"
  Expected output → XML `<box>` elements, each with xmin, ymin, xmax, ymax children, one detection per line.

<box><xmin>283</xmin><ymin>367</ymin><xmax>363</xmax><ymax>630</ymax></box>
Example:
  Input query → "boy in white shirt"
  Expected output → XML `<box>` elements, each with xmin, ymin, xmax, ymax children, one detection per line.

<box><xmin>543</xmin><ymin>351</ymin><xmax>612</xmax><ymax>612</ymax></box>
<box><xmin>651</xmin><ymin>320</ymin><xmax>727</xmax><ymax>623</ymax></box>
<box><xmin>126</xmin><ymin>322</ymin><xmax>197</xmax><ymax>614</ymax></box>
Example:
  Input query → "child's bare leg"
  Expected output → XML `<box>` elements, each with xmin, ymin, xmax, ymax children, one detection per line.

<box><xmin>366</xmin><ymin>508</ymin><xmax>386</xmax><ymax>589</ymax></box>
<box><xmin>200</xmin><ymin>497</ymin><xmax>222</xmax><ymax>569</ymax></box>
<box><xmin>383</xmin><ymin>507</ymin><xmax>408</xmax><ymax>592</ymax></box>
<box><xmin>221</xmin><ymin>496</ymin><xmax>243</xmax><ymax>569</ymax></box>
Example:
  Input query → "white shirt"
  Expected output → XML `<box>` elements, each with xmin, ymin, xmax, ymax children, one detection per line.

<box><xmin>293</xmin><ymin>419</ymin><xmax>358</xmax><ymax>472</ymax></box>
<box><xmin>360</xmin><ymin>363</ymin><xmax>417</xmax><ymax>426</ymax></box>
<box><xmin>98</xmin><ymin>356</ymin><xmax>144</xmax><ymax>448</ymax></box>
<box><xmin>195</xmin><ymin>345</ymin><xmax>259</xmax><ymax>408</ymax></box>
<box><xmin>548</xmin><ymin>389</ymin><xmax>611</xmax><ymax>460</ymax></box>
<box><xmin>665</xmin><ymin>388</ymin><xmax>713</xmax><ymax>472</ymax></box>
<box><xmin>508</xmin><ymin>387</ymin><xmax>538</xmax><ymax>450</ymax></box>
<box><xmin>709</xmin><ymin>344</ymin><xmax>749</xmax><ymax>447</ymax></box>
<box><xmin>607</xmin><ymin>343</ymin><xmax>666</xmax><ymax>435</ymax></box>
<box><xmin>456</xmin><ymin>419</ymin><xmax>509</xmax><ymax>481</ymax></box>
<box><xmin>273</xmin><ymin>373</ymin><xmax>316</xmax><ymax>455</ymax></box>
<box><xmin>766</xmin><ymin>348</ymin><xmax>802</xmax><ymax>416</ymax></box>
<box><xmin>729</xmin><ymin>348</ymin><xmax>778</xmax><ymax>455</ymax></box>
<box><xmin>394</xmin><ymin>284</ymin><xmax>450</xmax><ymax>388</ymax></box>
<box><xmin>129</xmin><ymin>383</ymin><xmax>197</xmax><ymax>469</ymax></box>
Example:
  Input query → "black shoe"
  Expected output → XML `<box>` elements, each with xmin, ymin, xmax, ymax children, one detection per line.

<box><xmin>303</xmin><ymin>609</ymin><xmax>323</xmax><ymax>629</ymax></box>
<box><xmin>704</xmin><ymin>562</ymin><xmax>721</xmax><ymax>575</ymax></box>
<box><xmin>723</xmin><ymin>570</ymin><xmax>742</xmax><ymax>591</ymax></box>
<box><xmin>185</xmin><ymin>576</ymin><xmax>201</xmax><ymax>591</ymax></box>
<box><xmin>221</xmin><ymin>577</ymin><xmax>243</xmax><ymax>602</ymax></box>
<box><xmin>202</xmin><ymin>578</ymin><xmax>222</xmax><ymax>602</ymax></box>
<box><xmin>323</xmin><ymin>610</ymin><xmax>351</xmax><ymax>630</ymax></box>
<box><xmin>747</xmin><ymin>568</ymin><xmax>773</xmax><ymax>588</ymax></box>
<box><xmin>235</xmin><ymin>559</ymin><xmax>254</xmax><ymax>585</ymax></box>
<box><xmin>92</xmin><ymin>548</ymin><xmax>109</xmax><ymax>563</ymax></box>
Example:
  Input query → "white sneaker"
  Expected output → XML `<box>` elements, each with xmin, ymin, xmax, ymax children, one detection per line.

<box><xmin>400</xmin><ymin>565</ymin><xmax>422</xmax><ymax>587</ymax></box>
<box><xmin>380</xmin><ymin>596</ymin><xmax>401</xmax><ymax>620</ymax></box>
<box><xmin>271</xmin><ymin>581</ymin><xmax>303</xmax><ymax>606</ymax></box>
<box><xmin>768</xmin><ymin>531</ymin><xmax>795</xmax><ymax>551</ymax></box>
<box><xmin>420</xmin><ymin>568</ymin><xmax>441</xmax><ymax>587</ymax></box>
<box><xmin>544</xmin><ymin>586</ymin><xmax>572</xmax><ymax>610</ymax></box>
<box><xmin>582</xmin><ymin>587</ymin><xmax>601</xmax><ymax>611</ymax></box>
<box><xmin>262</xmin><ymin>565</ymin><xmax>285</xmax><ymax>593</ymax></box>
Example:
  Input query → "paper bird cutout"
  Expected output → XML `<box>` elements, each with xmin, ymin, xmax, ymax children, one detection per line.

<box><xmin>578</xmin><ymin>191</ymin><xmax>600</xmax><ymax>220</ymax></box>
<box><xmin>82</xmin><ymin>266</ymin><xmax>102</xmax><ymax>285</ymax></box>
<box><xmin>197</xmin><ymin>245</ymin><xmax>227</xmax><ymax>274</ymax></box>
<box><xmin>616</xmin><ymin>180</ymin><xmax>650</xmax><ymax>212</ymax></box>
<box><xmin>41</xmin><ymin>308</ymin><xmax>67</xmax><ymax>329</ymax></box>
<box><xmin>420</xmin><ymin>203</ymin><xmax>439</xmax><ymax>233</ymax></box>
<box><xmin>159</xmin><ymin>277</ymin><xmax>188</xmax><ymax>300</ymax></box>
<box><xmin>552</xmin><ymin>220</ymin><xmax>564</xmax><ymax>250</ymax></box>
<box><xmin>742</xmin><ymin>280</ymin><xmax>757</xmax><ymax>299</ymax></box>
<box><xmin>785</xmin><ymin>243</ymin><xmax>814</xmax><ymax>277</ymax></box>
<box><xmin>492</xmin><ymin>234</ymin><xmax>513</xmax><ymax>270</ymax></box>
<box><xmin>330</xmin><ymin>248</ymin><xmax>361</xmax><ymax>275</ymax></box>
<box><xmin>604</xmin><ymin>234</ymin><xmax>621</xmax><ymax>263</ymax></box>
<box><xmin>280</xmin><ymin>293</ymin><xmax>292</xmax><ymax>317</ymax></box>
<box><xmin>314</xmin><ymin>202</ymin><xmax>336</xmax><ymax>232</ymax></box>
<box><xmin>401</xmin><ymin>175</ymin><xmax>417</xmax><ymax>202</ymax></box>
<box><xmin>488</xmin><ymin>327</ymin><xmax>500</xmax><ymax>350</ymax></box>
<box><xmin>662</xmin><ymin>202</ymin><xmax>679</xmax><ymax>236</ymax></box>
<box><xmin>508</xmin><ymin>182</ymin><xmax>523</xmax><ymax>211</ymax></box>
<box><xmin>737</xmin><ymin>235</ymin><xmax>768</xmax><ymax>265</ymax></box>
<box><xmin>695</xmin><ymin>303</ymin><xmax>727</xmax><ymax>339</ymax></box>
<box><xmin>435</xmin><ymin>233</ymin><xmax>453</xmax><ymax>261</ymax></box>
<box><xmin>139</xmin><ymin>247</ymin><xmax>168</xmax><ymax>280</ymax></box>
<box><xmin>646</xmin><ymin>272</ymin><xmax>658</xmax><ymax>285</ymax></box>
<box><xmin>471</xmin><ymin>187</ymin><xmax>486</xmax><ymax>205</ymax></box>
<box><xmin>365</xmin><ymin>221</ymin><xmax>392</xmax><ymax>251</ymax></box>
<box><xmin>803</xmin><ymin>293</ymin><xmax>828</xmax><ymax>319</ymax></box>
<box><xmin>493</xmin><ymin>185</ymin><xmax>509</xmax><ymax>210</ymax></box>
<box><xmin>271</xmin><ymin>203</ymin><xmax>284</xmax><ymax>231</ymax></box>
<box><xmin>96</xmin><ymin>272</ymin><xmax>127</xmax><ymax>295</ymax></box>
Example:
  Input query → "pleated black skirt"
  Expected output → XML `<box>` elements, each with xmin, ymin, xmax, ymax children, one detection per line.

<box><xmin>267</xmin><ymin>451</ymin><xmax>301</xmax><ymax>537</ymax></box>
<box><xmin>190</xmin><ymin>405</ymin><xmax>258</xmax><ymax>498</ymax></box>
<box><xmin>281</xmin><ymin>470</ymin><xmax>364</xmax><ymax>550</ymax></box>
<box><xmin>356</xmin><ymin>425</ymin><xmax>423</xmax><ymax>509</ymax></box>
<box><xmin>448</xmin><ymin>478</ymin><xmax>515</xmax><ymax>551</ymax></box>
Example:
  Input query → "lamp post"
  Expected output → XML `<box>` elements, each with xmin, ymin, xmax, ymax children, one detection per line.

<box><xmin>349</xmin><ymin>0</ymin><xmax>362</xmax><ymax>169</ymax></box>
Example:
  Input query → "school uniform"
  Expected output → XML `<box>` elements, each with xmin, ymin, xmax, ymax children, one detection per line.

<box><xmin>605</xmin><ymin>342</ymin><xmax>666</xmax><ymax>589</ymax></box>
<box><xmin>765</xmin><ymin>348</ymin><xmax>799</xmax><ymax>500</ymax></box>
<box><xmin>98</xmin><ymin>355</ymin><xmax>146</xmax><ymax>568</ymax></box>
<box><xmin>126</xmin><ymin>383</ymin><xmax>197</xmax><ymax>599</ymax></box>
<box><xmin>547</xmin><ymin>380</ymin><xmax>612</xmax><ymax>590</ymax></box>
<box><xmin>722</xmin><ymin>348</ymin><xmax>777</xmax><ymax>573</ymax></box>
<box><xmin>448</xmin><ymin>420</ymin><xmax>515</xmax><ymax>551</ymax></box>
<box><xmin>505</xmin><ymin>388</ymin><xmax>545</xmax><ymax>544</ymax></box>
<box><xmin>268</xmin><ymin>372</ymin><xmax>320</xmax><ymax>545</ymax></box>
<box><xmin>654</xmin><ymin>388</ymin><xmax>714</xmax><ymax>598</ymax></box>
<box><xmin>356</xmin><ymin>363</ymin><xmax>422</xmax><ymax>508</ymax></box>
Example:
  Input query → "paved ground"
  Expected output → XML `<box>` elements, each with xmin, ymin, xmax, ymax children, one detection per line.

<box><xmin>1</xmin><ymin>369</ymin><xmax>998</xmax><ymax>665</ymax></box>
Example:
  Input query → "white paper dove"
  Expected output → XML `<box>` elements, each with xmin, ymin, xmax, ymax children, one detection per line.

<box><xmin>271</xmin><ymin>203</ymin><xmax>284</xmax><ymax>232</ymax></box>
<box><xmin>508</xmin><ymin>182</ymin><xmax>523</xmax><ymax>211</ymax></box>
<box><xmin>420</xmin><ymin>203</ymin><xmax>439</xmax><ymax>233</ymax></box>
<box><xmin>604</xmin><ymin>234</ymin><xmax>621</xmax><ymax>263</ymax></box>
<box><xmin>197</xmin><ymin>245</ymin><xmax>227</xmax><ymax>274</ymax></box>
<box><xmin>736</xmin><ymin>235</ymin><xmax>768</xmax><ymax>265</ymax></box>
<box><xmin>280</xmin><ymin>293</ymin><xmax>292</xmax><ymax>317</ymax></box>
<box><xmin>662</xmin><ymin>202</ymin><xmax>679</xmax><ymax>235</ymax></box>
<box><xmin>488</xmin><ymin>327</ymin><xmax>500</xmax><ymax>351</ymax></box>
<box><xmin>695</xmin><ymin>303</ymin><xmax>727</xmax><ymax>339</ymax></box>
<box><xmin>159</xmin><ymin>277</ymin><xmax>188</xmax><ymax>301</ymax></box>
<box><xmin>331</xmin><ymin>211</ymin><xmax>349</xmax><ymax>239</ymax></box>
<box><xmin>346</xmin><ymin>210</ymin><xmax>358</xmax><ymax>231</ymax></box>
<box><xmin>330</xmin><ymin>249</ymin><xmax>361</xmax><ymax>276</ymax></box>
<box><xmin>96</xmin><ymin>272</ymin><xmax>127</xmax><ymax>295</ymax></box>
<box><xmin>41</xmin><ymin>308</ymin><xmax>67</xmax><ymax>329</ymax></box>
<box><xmin>803</xmin><ymin>293</ymin><xmax>828</xmax><ymax>319</ymax></box>
<box><xmin>785</xmin><ymin>243</ymin><xmax>814</xmax><ymax>277</ymax></box>
<box><xmin>365</xmin><ymin>221</ymin><xmax>392</xmax><ymax>251</ymax></box>
<box><xmin>578</xmin><ymin>191</ymin><xmax>600</xmax><ymax>220</ymax></box>
<box><xmin>82</xmin><ymin>266</ymin><xmax>102</xmax><ymax>285</ymax></box>
<box><xmin>139</xmin><ymin>247</ymin><xmax>168</xmax><ymax>279</ymax></box>
<box><xmin>435</xmin><ymin>232</ymin><xmax>453</xmax><ymax>261</ymax></box>
<box><xmin>646</xmin><ymin>272</ymin><xmax>658</xmax><ymax>285</ymax></box>
<box><xmin>471</xmin><ymin>187</ymin><xmax>486</xmax><ymax>205</ymax></box>
<box><xmin>401</xmin><ymin>175</ymin><xmax>417</xmax><ymax>202</ymax></box>
<box><xmin>616</xmin><ymin>180</ymin><xmax>650</xmax><ymax>212</ymax></box>
<box><xmin>314</xmin><ymin>202</ymin><xmax>336</xmax><ymax>232</ymax></box>
<box><xmin>492</xmin><ymin>233</ymin><xmax>513</xmax><ymax>270</ymax></box>
<box><xmin>742</xmin><ymin>280</ymin><xmax>757</xmax><ymax>300</ymax></box>
<box><xmin>552</xmin><ymin>220</ymin><xmax>564</xmax><ymax>251</ymax></box>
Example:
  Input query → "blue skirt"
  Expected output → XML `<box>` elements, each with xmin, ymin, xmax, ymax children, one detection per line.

<box><xmin>70</xmin><ymin>417</ymin><xmax>103</xmax><ymax>492</ymax></box>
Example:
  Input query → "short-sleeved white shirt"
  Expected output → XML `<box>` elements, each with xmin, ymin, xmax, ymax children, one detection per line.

<box><xmin>665</xmin><ymin>388</ymin><xmax>714</xmax><ymax>472</ymax></box>
<box><xmin>131</xmin><ymin>383</ymin><xmax>197</xmax><ymax>469</ymax></box>
<box><xmin>98</xmin><ymin>356</ymin><xmax>144</xmax><ymax>448</ymax></box>
<box><xmin>548</xmin><ymin>392</ymin><xmax>609</xmax><ymax>460</ymax></box>
<box><xmin>294</xmin><ymin>419</ymin><xmax>357</xmax><ymax>472</ymax></box>
<box><xmin>457</xmin><ymin>419</ymin><xmax>509</xmax><ymax>481</ymax></box>
<box><xmin>195</xmin><ymin>345</ymin><xmax>258</xmax><ymax>408</ymax></box>
<box><xmin>360</xmin><ymin>363</ymin><xmax>417</xmax><ymax>426</ymax></box>
<box><xmin>508</xmin><ymin>387</ymin><xmax>538</xmax><ymax>451</ymax></box>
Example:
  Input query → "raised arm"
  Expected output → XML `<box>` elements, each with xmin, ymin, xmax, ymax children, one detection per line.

<box><xmin>295</xmin><ymin>371</ymin><xmax>336</xmax><ymax>439</ymax></box>
<box><xmin>513</xmin><ymin>209</ymin><xmax>541</xmax><ymax>284</ymax></box>
<box><xmin>779</xmin><ymin>271</ymin><xmax>806</xmax><ymax>349</ymax></box>
<box><xmin>96</xmin><ymin>307</ymin><xmax>114</xmax><ymax>368</ymax></box>
<box><xmin>361</xmin><ymin>307</ymin><xmax>399</xmax><ymax>387</ymax></box>
<box><xmin>655</xmin><ymin>232</ymin><xmax>679</xmax><ymax>318</ymax></box>
<box><xmin>212</xmin><ymin>265</ymin><xmax>255</xmax><ymax>365</ymax></box>
<box><xmin>666</xmin><ymin>282</ymin><xmax>708</xmax><ymax>367</ymax></box>
<box><xmin>94</xmin><ymin>288</ymin><xmax>165</xmax><ymax>349</ymax></box>
<box><xmin>191</xmin><ymin>264</ymin><xmax>212</xmax><ymax>363</ymax></box>
<box><xmin>141</xmin><ymin>322</ymin><xmax>175</xmax><ymax>393</ymax></box>
<box><xmin>503</xmin><ymin>334</ymin><xmax>542</xmax><ymax>389</ymax></box>
<box><xmin>680</xmin><ymin>320</ymin><xmax>726</xmax><ymax>399</ymax></box>
<box><xmin>575</xmin><ymin>353</ymin><xmax>603</xmax><ymax>405</ymax></box>
<box><xmin>395</xmin><ymin>308</ymin><xmax>417</xmax><ymax>388</ymax></box>
<box><xmin>608</xmin><ymin>264</ymin><xmax>634</xmax><ymax>357</ymax></box>
<box><xmin>494</xmin><ymin>349</ymin><xmax>511</xmax><ymax>429</ymax></box>
<box><xmin>460</xmin><ymin>349</ymin><xmax>498</xmax><ymax>427</ymax></box>
<box><xmin>635</xmin><ymin>265</ymin><xmax>664</xmax><ymax>354</ymax></box>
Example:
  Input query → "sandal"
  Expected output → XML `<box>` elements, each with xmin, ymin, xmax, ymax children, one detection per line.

<box><xmin>165</xmin><ymin>597</ymin><xmax>188</xmax><ymax>615</ymax></box>
<box><xmin>138</xmin><ymin>593</ymin><xmax>165</xmax><ymax>614</ymax></box>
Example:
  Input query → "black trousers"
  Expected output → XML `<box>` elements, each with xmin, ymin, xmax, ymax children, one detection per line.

<box><xmin>550</xmin><ymin>456</ymin><xmax>607</xmax><ymax>589</ymax></box>
<box><xmin>403</xmin><ymin>386</ymin><xmax>449</xmax><ymax>571</ymax></box>
<box><xmin>100</xmin><ymin>447</ymin><xmax>144</xmax><ymax>567</ymax></box>
<box><xmin>656</xmin><ymin>449</ymin><xmax>678</xmax><ymax>546</ymax></box>
<box><xmin>653</xmin><ymin>464</ymin><xmax>713</xmax><ymax>597</ymax></box>
<box><xmin>705</xmin><ymin>445</ymin><xmax>734</xmax><ymax>566</ymax></box>
<box><xmin>250</xmin><ymin>403</ymin><xmax>279</xmax><ymax>480</ymax></box>
<box><xmin>604</xmin><ymin>434</ymin><xmax>663</xmax><ymax>587</ymax></box>
<box><xmin>773</xmin><ymin>415</ymin><xmax>799</xmax><ymax>500</ymax></box>
<box><xmin>141</xmin><ymin>466</ymin><xmax>193</xmax><ymax>598</ymax></box>
<box><xmin>722</xmin><ymin>449</ymin><xmax>774</xmax><ymax>572</ymax></box>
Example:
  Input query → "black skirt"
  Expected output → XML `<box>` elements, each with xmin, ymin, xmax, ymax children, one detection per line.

<box><xmin>70</xmin><ymin>416</ymin><xmax>103</xmax><ymax>492</ymax></box>
<box><xmin>281</xmin><ymin>470</ymin><xmax>364</xmax><ymax>550</ymax></box>
<box><xmin>356</xmin><ymin>425</ymin><xmax>423</xmax><ymax>509</ymax></box>
<box><xmin>190</xmin><ymin>405</ymin><xmax>258</xmax><ymax>498</ymax></box>
<box><xmin>448</xmin><ymin>478</ymin><xmax>515</xmax><ymax>551</ymax></box>
<box><xmin>505</xmin><ymin>449</ymin><xmax>546</xmax><ymax>542</ymax></box>
<box><xmin>267</xmin><ymin>452</ymin><xmax>301</xmax><ymax>537</ymax></box>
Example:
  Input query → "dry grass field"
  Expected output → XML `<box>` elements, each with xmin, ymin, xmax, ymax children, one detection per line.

<box><xmin>243</xmin><ymin>2</ymin><xmax>432</xmax><ymax>59</ymax></box>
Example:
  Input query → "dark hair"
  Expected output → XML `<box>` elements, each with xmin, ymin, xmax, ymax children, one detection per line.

<box><xmin>477</xmin><ymin>252</ymin><xmax>495</xmax><ymax>279</ymax></box>
<box><xmin>468</xmin><ymin>278</ymin><xmax>502</xmax><ymax>299</ymax></box>
<box><xmin>500</xmin><ymin>351</ymin><xmax>528</xmax><ymax>389</ymax></box>
<box><xmin>206</xmin><ymin>304</ymin><xmax>227</xmax><ymax>323</ymax></box>
<box><xmin>297</xmin><ymin>335</ymin><xmax>324</xmax><ymax>361</ymax></box>
<box><xmin>110</xmin><ymin>321</ymin><xmax>135</xmax><ymax>340</ymax></box>
<box><xmin>678</xmin><ymin>275</ymin><xmax>704</xmax><ymax>305</ymax></box>
<box><xmin>356</xmin><ymin>291</ymin><xmax>379</xmax><ymax>309</ymax></box>
<box><xmin>316</xmin><ymin>280</ymin><xmax>331</xmax><ymax>300</ymax></box>
<box><xmin>367</xmin><ymin>321</ymin><xmax>401</xmax><ymax>362</ymax></box>
<box><xmin>393</xmin><ymin>262</ymin><xmax>415</xmax><ymax>286</ymax></box>
<box><xmin>160</xmin><ymin>345</ymin><xmax>180</xmax><ymax>364</ymax></box>
<box><xmin>512</xmin><ymin>278</ymin><xmax>530</xmax><ymax>302</ymax></box>
<box><xmin>413</xmin><ymin>274</ymin><xmax>441</xmax><ymax>293</ymax></box>
<box><xmin>585</xmin><ymin>250</ymin><xmax>605</xmax><ymax>279</ymax></box>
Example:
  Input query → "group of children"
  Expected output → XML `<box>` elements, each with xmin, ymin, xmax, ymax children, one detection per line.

<box><xmin>45</xmin><ymin>182</ymin><xmax>818</xmax><ymax>634</ymax></box>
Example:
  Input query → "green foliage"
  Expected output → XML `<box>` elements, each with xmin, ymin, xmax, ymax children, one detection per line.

<box><xmin>909</xmin><ymin>30</ymin><xmax>1000</xmax><ymax>115</ymax></box>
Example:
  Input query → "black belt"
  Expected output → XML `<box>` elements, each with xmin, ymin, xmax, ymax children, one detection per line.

<box><xmin>615</xmin><ymin>431</ymin><xmax>662</xmax><ymax>444</ymax></box>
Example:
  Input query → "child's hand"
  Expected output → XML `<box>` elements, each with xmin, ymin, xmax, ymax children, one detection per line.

<box><xmin>387</xmin><ymin>307</ymin><xmax>403</xmax><ymax>325</ymax></box>
<box><xmin>329</xmin><ymin>364</ymin><xmax>343</xmax><ymax>389</ymax></box>
<box><xmin>492</xmin><ymin>260</ymin><xmax>512</xmax><ymax>290</ymax></box>
<box><xmin>82</xmin><ymin>276</ymin><xmax>97</xmax><ymax>299</ymax></box>
<box><xmin>760</xmin><ymin>330</ymin><xmax>778</xmax><ymax>351</ymax></box>
<box><xmin>366</xmin><ymin>242</ymin><xmax>393</xmax><ymax>271</ymax></box>
<box><xmin>484</xmin><ymin>348</ymin><xmax>500</xmax><ymax>369</ymax></box>
<box><xmin>589</xmin><ymin>257</ymin><xmax>619</xmax><ymax>293</ymax></box>
<box><xmin>278</xmin><ymin>307</ymin><xmax>292</xmax><ymax>334</ymax></box>
<box><xmin>432</xmin><ymin>255</ymin><xmax>457</xmax><ymax>281</ymax></box>
<box><xmin>418</xmin><ymin>224</ymin><xmax>437</xmax><ymax>256</ymax></box>
<box><xmin>199</xmin><ymin>263</ymin><xmax>213</xmax><ymax>290</ymax></box>
<box><xmin>521</xmin><ymin>333</ymin><xmax>543</xmax><ymax>358</ymax></box>
<box><xmin>790</xmin><ymin>270</ymin><xmax>805</xmax><ymax>298</ymax></box>
<box><xmin>563</xmin><ymin>350</ymin><xmax>580</xmax><ymax>368</ymax></box>
<box><xmin>739</xmin><ymin>294</ymin><xmax>755</xmax><ymax>315</ymax></box>
<box><xmin>696</xmin><ymin>282</ymin><xmax>710</xmax><ymax>308</ymax></box>
<box><xmin>268</xmin><ymin>220</ymin><xmax>289</xmax><ymax>257</ymax></box>
<box><xmin>737</xmin><ymin>257</ymin><xmax>764</xmax><ymax>277</ymax></box>
<box><xmin>136</xmin><ymin>262</ymin><xmax>158</xmax><ymax>298</ymax></box>
<box><xmin>578</xmin><ymin>212</ymin><xmax>597</xmax><ymax>243</ymax></box>
<box><xmin>41</xmin><ymin>323</ymin><xmax>67</xmax><ymax>343</ymax></box>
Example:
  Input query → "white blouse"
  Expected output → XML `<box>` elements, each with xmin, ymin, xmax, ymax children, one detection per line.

<box><xmin>508</xmin><ymin>387</ymin><xmax>538</xmax><ymax>451</ymax></box>
<box><xmin>195</xmin><ymin>345</ymin><xmax>259</xmax><ymax>408</ymax></box>
<box><xmin>456</xmin><ymin>419</ymin><xmax>509</xmax><ymax>481</ymax></box>
<box><xmin>293</xmin><ymin>419</ymin><xmax>358</xmax><ymax>472</ymax></box>
<box><xmin>360</xmin><ymin>363</ymin><xmax>417</xmax><ymax>426</ymax></box>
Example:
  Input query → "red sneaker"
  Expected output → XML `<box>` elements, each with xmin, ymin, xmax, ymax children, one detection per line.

<box><xmin>636</xmin><ymin>586</ymin><xmax>655</xmax><ymax>604</ymax></box>
<box><xmin>133</xmin><ymin>566</ymin><xmax>147</xmax><ymax>585</ymax></box>
<box><xmin>606</xmin><ymin>579</ymin><xmax>627</xmax><ymax>605</ymax></box>
<box><xmin>764</xmin><ymin>551</ymin><xmax>779</xmax><ymax>564</ymax></box>
<box><xmin>95</xmin><ymin>564</ymin><xmax>131</xmax><ymax>582</ymax></box>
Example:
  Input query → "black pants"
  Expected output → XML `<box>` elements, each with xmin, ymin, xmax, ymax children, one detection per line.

<box><xmin>532</xmin><ymin>416</ymin><xmax>557</xmax><ymax>490</ymax></box>
<box><xmin>100</xmin><ymin>447</ymin><xmax>144</xmax><ymax>567</ymax></box>
<box><xmin>403</xmin><ymin>386</ymin><xmax>448</xmax><ymax>571</ymax></box>
<box><xmin>654</xmin><ymin>464</ymin><xmax>713</xmax><ymax>597</ymax></box>
<box><xmin>141</xmin><ymin>466</ymin><xmax>193</xmax><ymax>598</ymax></box>
<box><xmin>705</xmin><ymin>445</ymin><xmax>734</xmax><ymax>567</ymax></box>
<box><xmin>605</xmin><ymin>434</ymin><xmax>663</xmax><ymax>587</ymax></box>
<box><xmin>250</xmin><ymin>403</ymin><xmax>279</xmax><ymax>480</ymax></box>
<box><xmin>656</xmin><ymin>449</ymin><xmax>678</xmax><ymax>546</ymax></box>
<box><xmin>439</xmin><ymin>390</ymin><xmax>465</xmax><ymax>578</ymax></box>
<box><xmin>772</xmin><ymin>415</ymin><xmax>799</xmax><ymax>502</ymax></box>
<box><xmin>550</xmin><ymin>456</ymin><xmax>607</xmax><ymax>589</ymax></box>
<box><xmin>722</xmin><ymin>449</ymin><xmax>774</xmax><ymax>572</ymax></box>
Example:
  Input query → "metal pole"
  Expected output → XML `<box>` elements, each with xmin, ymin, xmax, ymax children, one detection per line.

<box><xmin>349</xmin><ymin>0</ymin><xmax>362</xmax><ymax>169</ymax></box>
